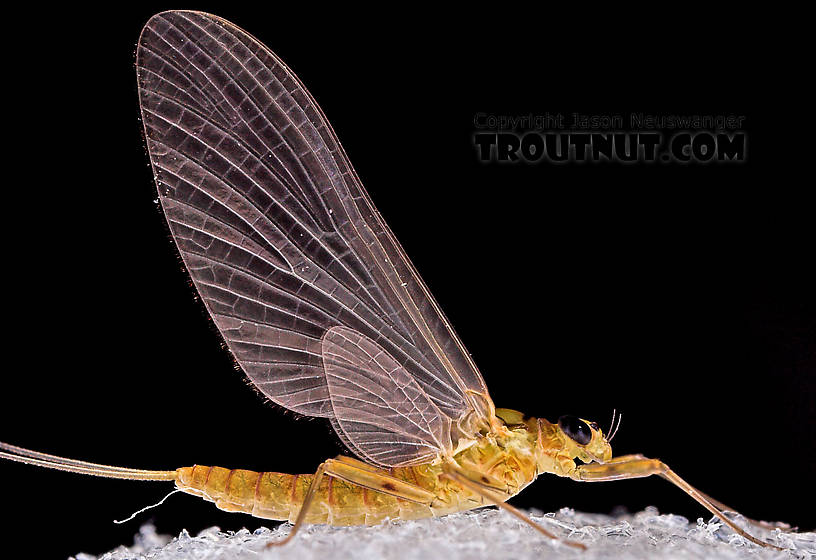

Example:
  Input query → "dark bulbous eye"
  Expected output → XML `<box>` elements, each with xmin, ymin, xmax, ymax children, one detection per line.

<box><xmin>558</xmin><ymin>415</ymin><xmax>592</xmax><ymax>446</ymax></box>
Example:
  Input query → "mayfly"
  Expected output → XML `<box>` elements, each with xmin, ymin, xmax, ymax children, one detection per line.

<box><xmin>0</xmin><ymin>10</ymin><xmax>788</xmax><ymax>551</ymax></box>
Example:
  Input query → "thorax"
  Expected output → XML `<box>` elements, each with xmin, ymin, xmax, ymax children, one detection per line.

<box><xmin>450</xmin><ymin>430</ymin><xmax>539</xmax><ymax>496</ymax></box>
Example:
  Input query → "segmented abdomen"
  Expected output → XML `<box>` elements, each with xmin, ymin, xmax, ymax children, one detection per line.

<box><xmin>174</xmin><ymin>464</ymin><xmax>449</xmax><ymax>526</ymax></box>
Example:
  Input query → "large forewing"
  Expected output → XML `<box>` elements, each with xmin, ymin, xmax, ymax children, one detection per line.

<box><xmin>136</xmin><ymin>11</ymin><xmax>493</xmax><ymax>460</ymax></box>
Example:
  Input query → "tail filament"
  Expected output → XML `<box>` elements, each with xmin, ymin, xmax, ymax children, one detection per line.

<box><xmin>0</xmin><ymin>441</ymin><xmax>176</xmax><ymax>481</ymax></box>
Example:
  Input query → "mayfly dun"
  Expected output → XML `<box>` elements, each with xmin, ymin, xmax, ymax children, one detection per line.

<box><xmin>0</xmin><ymin>10</ymin><xmax>792</xmax><ymax>551</ymax></box>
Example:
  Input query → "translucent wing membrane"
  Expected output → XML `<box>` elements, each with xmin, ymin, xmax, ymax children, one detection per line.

<box><xmin>323</xmin><ymin>326</ymin><xmax>451</xmax><ymax>466</ymax></box>
<box><xmin>136</xmin><ymin>11</ymin><xmax>493</xmax><ymax>464</ymax></box>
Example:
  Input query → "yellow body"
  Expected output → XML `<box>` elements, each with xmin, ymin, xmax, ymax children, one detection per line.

<box><xmin>0</xmin><ymin>408</ymin><xmax>784</xmax><ymax>549</ymax></box>
<box><xmin>174</xmin><ymin>411</ymin><xmax>566</xmax><ymax>526</ymax></box>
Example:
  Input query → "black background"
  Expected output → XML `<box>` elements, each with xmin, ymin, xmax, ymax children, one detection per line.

<box><xmin>0</xmin><ymin>6</ymin><xmax>812</xmax><ymax>559</ymax></box>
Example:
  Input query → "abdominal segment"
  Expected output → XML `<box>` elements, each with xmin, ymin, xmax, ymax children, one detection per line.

<box><xmin>174</xmin><ymin>464</ymin><xmax>488</xmax><ymax>526</ymax></box>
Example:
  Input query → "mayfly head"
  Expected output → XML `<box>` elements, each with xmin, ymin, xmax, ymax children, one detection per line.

<box><xmin>557</xmin><ymin>415</ymin><xmax>613</xmax><ymax>464</ymax></box>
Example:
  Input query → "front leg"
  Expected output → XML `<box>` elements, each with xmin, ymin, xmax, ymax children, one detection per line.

<box><xmin>571</xmin><ymin>454</ymin><xmax>663</xmax><ymax>481</ymax></box>
<box><xmin>569</xmin><ymin>455</ymin><xmax>783</xmax><ymax>550</ymax></box>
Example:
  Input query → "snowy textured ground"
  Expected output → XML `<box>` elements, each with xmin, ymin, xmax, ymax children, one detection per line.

<box><xmin>71</xmin><ymin>507</ymin><xmax>814</xmax><ymax>560</ymax></box>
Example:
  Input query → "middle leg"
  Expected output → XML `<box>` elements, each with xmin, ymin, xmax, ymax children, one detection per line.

<box><xmin>442</xmin><ymin>462</ymin><xmax>587</xmax><ymax>550</ymax></box>
<box><xmin>267</xmin><ymin>456</ymin><xmax>437</xmax><ymax>547</ymax></box>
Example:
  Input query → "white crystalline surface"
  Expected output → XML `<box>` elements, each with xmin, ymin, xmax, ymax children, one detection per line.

<box><xmin>72</xmin><ymin>507</ymin><xmax>814</xmax><ymax>560</ymax></box>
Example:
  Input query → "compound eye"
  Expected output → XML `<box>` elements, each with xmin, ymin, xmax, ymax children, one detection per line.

<box><xmin>558</xmin><ymin>415</ymin><xmax>592</xmax><ymax>446</ymax></box>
